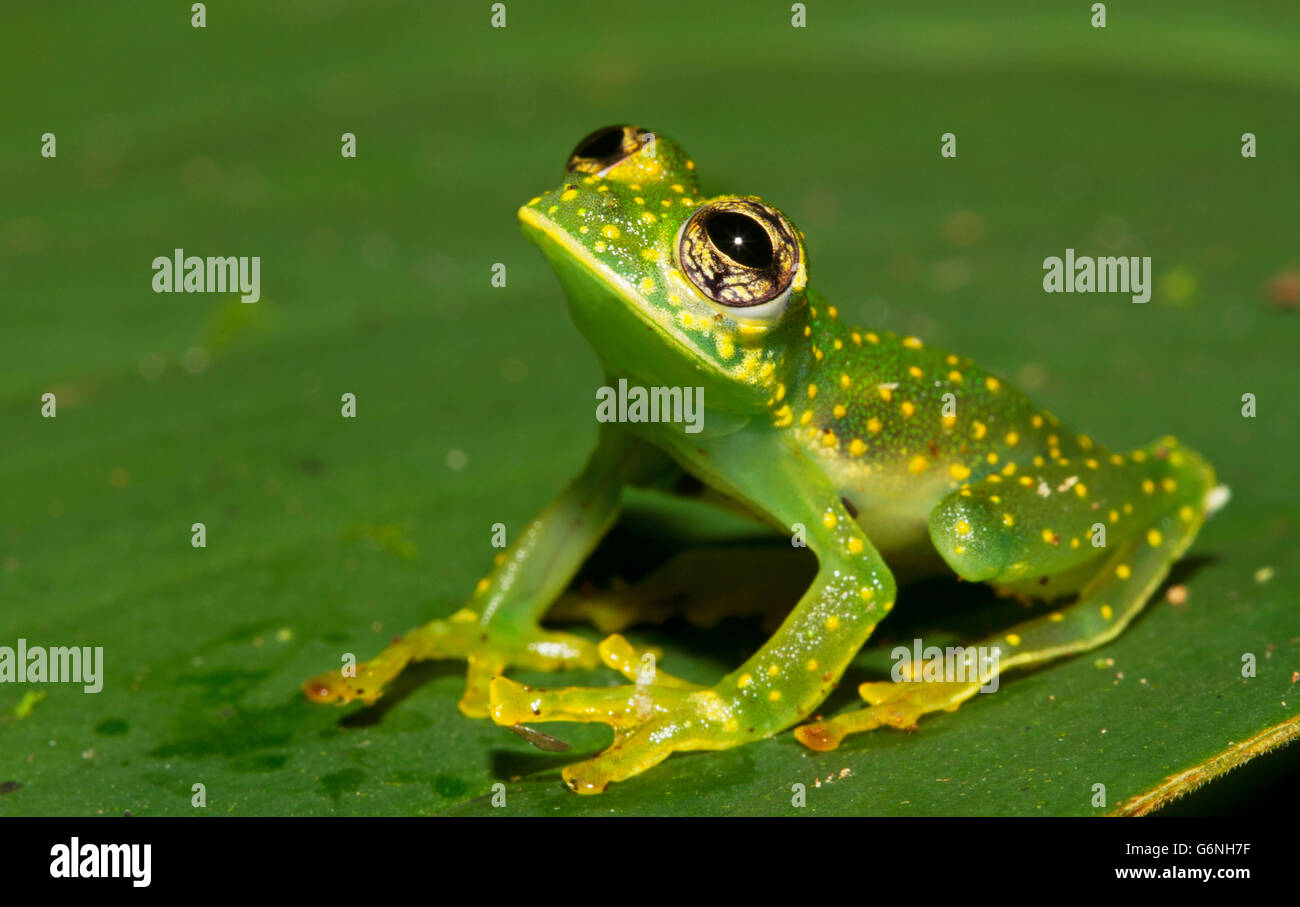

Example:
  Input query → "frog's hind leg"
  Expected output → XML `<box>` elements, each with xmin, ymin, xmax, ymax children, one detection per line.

<box><xmin>797</xmin><ymin>437</ymin><xmax>1219</xmax><ymax>751</ymax></box>
<box><xmin>546</xmin><ymin>545</ymin><xmax>814</xmax><ymax>634</ymax></box>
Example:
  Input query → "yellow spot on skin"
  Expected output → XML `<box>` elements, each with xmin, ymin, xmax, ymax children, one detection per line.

<box><xmin>1032</xmin><ymin>415</ymin><xmax>1044</xmax><ymax>428</ymax></box>
<box><xmin>773</xmin><ymin>405</ymin><xmax>793</xmax><ymax>427</ymax></box>
<box><xmin>986</xmin><ymin>377</ymin><xmax>1001</xmax><ymax>392</ymax></box>
<box><xmin>1019</xmin><ymin>476</ymin><xmax>1034</xmax><ymax>486</ymax></box>
<box><xmin>948</xmin><ymin>370</ymin><xmax>964</xmax><ymax>383</ymax></box>
<box><xmin>987</xmin><ymin>452</ymin><xmax>999</xmax><ymax>465</ymax></box>
<box><xmin>475</xmin><ymin>578</ymin><xmax>490</xmax><ymax>595</ymax></box>
<box><xmin>1003</xmin><ymin>513</ymin><xmax>1014</xmax><ymax>527</ymax></box>
<box><xmin>1110</xmin><ymin>454</ymin><xmax>1124</xmax><ymax>465</ymax></box>
<box><xmin>828</xmin><ymin>306</ymin><xmax>838</xmax><ymax>319</ymax></box>
<box><xmin>1033</xmin><ymin>456</ymin><xmax>1045</xmax><ymax>467</ymax></box>
<box><xmin>1116</xmin><ymin>564</ymin><xmax>1131</xmax><ymax>580</ymax></box>
<box><xmin>950</xmin><ymin>463</ymin><xmax>971</xmax><ymax>481</ymax></box>
<box><xmin>860</xmin><ymin>587</ymin><xmax>874</xmax><ymax>601</ymax></box>
<box><xmin>671</xmin><ymin>183</ymin><xmax>684</xmax><ymax>194</ymax></box>
<box><xmin>942</xmin><ymin>414</ymin><xmax>957</xmax><ymax>429</ymax></box>
<box><xmin>1078</xmin><ymin>434</ymin><xmax>1093</xmax><ymax>449</ymax></box>
<box><xmin>908</xmin><ymin>455</ymin><xmax>929</xmax><ymax>474</ymax></box>
<box><xmin>972</xmin><ymin>421</ymin><xmax>987</xmax><ymax>440</ymax></box>
<box><xmin>1142</xmin><ymin>479</ymin><xmax>1155</xmax><ymax>495</ymax></box>
<box><xmin>1085</xmin><ymin>458</ymin><xmax>1099</xmax><ymax>470</ymax></box>
<box><xmin>800</xmin><ymin>410</ymin><xmax>814</xmax><ymax>426</ymax></box>
<box><xmin>804</xmin><ymin>325</ymin><xmax>812</xmax><ymax>337</ymax></box>
<box><xmin>1006</xmin><ymin>633</ymin><xmax>1021</xmax><ymax>646</ymax></box>
<box><xmin>908</xmin><ymin>366</ymin><xmax>923</xmax><ymax>379</ymax></box>
<box><xmin>775</xmin><ymin>384</ymin><xmax>786</xmax><ymax>402</ymax></box>
<box><xmin>946</xmin><ymin>355</ymin><xmax>959</xmax><ymax>366</ymax></box>
<box><xmin>822</xmin><ymin>431</ymin><xmax>838</xmax><ymax>448</ymax></box>
<box><xmin>593</xmin><ymin>240</ymin><xmax>605</xmax><ymax>251</ymax></box>
<box><xmin>1101</xmin><ymin>605</ymin><xmax>1114</xmax><ymax>620</ymax></box>
<box><xmin>849</xmin><ymin>438</ymin><xmax>867</xmax><ymax>456</ymax></box>
<box><xmin>866</xmin><ymin>417</ymin><xmax>882</xmax><ymax>434</ymax></box>
<box><xmin>865</xmin><ymin>332</ymin><xmax>879</xmax><ymax>344</ymax></box>
<box><xmin>833</xmin><ymin>339</ymin><xmax>843</xmax><ymax>350</ymax></box>
<box><xmin>769</xmin><ymin>690</ymin><xmax>782</xmax><ymax>702</ymax></box>
<box><xmin>1074</xmin><ymin>482</ymin><xmax>1088</xmax><ymax>498</ymax></box>
<box><xmin>738</xmin><ymin>674</ymin><xmax>752</xmax><ymax>688</ymax></box>
<box><xmin>1148</xmin><ymin>529</ymin><xmax>1163</xmax><ymax>547</ymax></box>
<box><xmin>1109</xmin><ymin>509</ymin><xmax>1119</xmax><ymax>522</ymax></box>
<box><xmin>833</xmin><ymin>404</ymin><xmax>847</xmax><ymax>418</ymax></box>
<box><xmin>840</xmin><ymin>373</ymin><xmax>852</xmax><ymax>389</ymax></box>
<box><xmin>601</xmin><ymin>224</ymin><xmax>620</xmax><ymax>239</ymax></box>
<box><xmin>1124</xmin><ymin>503</ymin><xmax>1133</xmax><ymax>514</ymax></box>
<box><xmin>560</xmin><ymin>189</ymin><xmax>578</xmax><ymax>201</ymax></box>
<box><xmin>847</xmin><ymin>537</ymin><xmax>863</xmax><ymax>555</ymax></box>
<box><xmin>953</xmin><ymin>545</ymin><xmax>965</xmax><ymax>555</ymax></box>
<box><xmin>767</xmin><ymin>664</ymin><xmax>780</xmax><ymax>677</ymax></box>
<box><xmin>715</xmin><ymin>335</ymin><xmax>735</xmax><ymax>359</ymax></box>
<box><xmin>901</xmin><ymin>401</ymin><xmax>915</xmax><ymax>418</ymax></box>
<box><xmin>955</xmin><ymin>519</ymin><xmax>973</xmax><ymax>537</ymax></box>
<box><xmin>1179</xmin><ymin>505</ymin><xmax>1194</xmax><ymax>522</ymax></box>
<box><xmin>806</xmin><ymin>659</ymin><xmax>820</xmax><ymax>672</ymax></box>
<box><xmin>1161</xmin><ymin>477</ymin><xmax>1177</xmax><ymax>492</ymax></box>
<box><xmin>1050</xmin><ymin>612</ymin><xmax>1064</xmax><ymax>622</ymax></box>
<box><xmin>641</xmin><ymin>211</ymin><xmax>657</xmax><ymax>224</ymax></box>
<box><xmin>807</xmin><ymin>384</ymin><xmax>818</xmax><ymax>399</ymax></box>
<box><xmin>1001</xmin><ymin>462</ymin><xmax>1016</xmax><ymax>476</ymax></box>
<box><xmin>851</xmin><ymin>332</ymin><xmax>862</xmax><ymax>346</ymax></box>
<box><xmin>1041</xmin><ymin>528</ymin><xmax>1057</xmax><ymax>544</ymax></box>
<box><xmin>825</xmin><ymin>616</ymin><xmax>841</xmax><ymax>631</ymax></box>
<box><xmin>1070</xmin><ymin>537</ymin><xmax>1080</xmax><ymax>549</ymax></box>
<box><xmin>877</xmin><ymin>386</ymin><xmax>892</xmax><ymax>402</ymax></box>
<box><xmin>822</xmin><ymin>511</ymin><xmax>838</xmax><ymax>529</ymax></box>
<box><xmin>903</xmin><ymin>336</ymin><xmax>923</xmax><ymax>349</ymax></box>
<box><xmin>1005</xmin><ymin>431</ymin><xmax>1019</xmax><ymax>446</ymax></box>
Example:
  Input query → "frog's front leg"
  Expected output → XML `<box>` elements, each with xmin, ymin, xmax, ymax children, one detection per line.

<box><xmin>797</xmin><ymin>437</ymin><xmax>1218</xmax><ymax>751</ymax></box>
<box><xmin>303</xmin><ymin>428</ymin><xmax>673</xmax><ymax>716</ymax></box>
<box><xmin>489</xmin><ymin>447</ymin><xmax>897</xmax><ymax>793</ymax></box>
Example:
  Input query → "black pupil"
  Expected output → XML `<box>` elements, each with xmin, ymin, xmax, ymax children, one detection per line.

<box><xmin>577</xmin><ymin>127</ymin><xmax>626</xmax><ymax>160</ymax></box>
<box><xmin>706</xmin><ymin>212</ymin><xmax>774</xmax><ymax>269</ymax></box>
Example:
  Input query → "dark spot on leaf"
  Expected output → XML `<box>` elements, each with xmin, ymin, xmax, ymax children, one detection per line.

<box><xmin>95</xmin><ymin>718</ymin><xmax>130</xmax><ymax>737</ymax></box>
<box><xmin>0</xmin><ymin>781</ymin><xmax>21</xmax><ymax>795</ymax></box>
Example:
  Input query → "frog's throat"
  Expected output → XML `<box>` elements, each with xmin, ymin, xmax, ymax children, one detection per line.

<box><xmin>518</xmin><ymin>204</ymin><xmax>704</xmax><ymax>367</ymax></box>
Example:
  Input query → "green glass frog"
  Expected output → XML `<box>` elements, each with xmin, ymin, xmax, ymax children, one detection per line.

<box><xmin>306</xmin><ymin>126</ymin><xmax>1221</xmax><ymax>794</ymax></box>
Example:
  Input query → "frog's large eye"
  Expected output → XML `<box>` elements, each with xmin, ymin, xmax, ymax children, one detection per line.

<box><xmin>566</xmin><ymin>125</ymin><xmax>649</xmax><ymax>176</ymax></box>
<box><xmin>676</xmin><ymin>198</ymin><xmax>802</xmax><ymax>317</ymax></box>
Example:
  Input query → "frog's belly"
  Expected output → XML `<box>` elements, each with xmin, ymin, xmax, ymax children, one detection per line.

<box><xmin>831</xmin><ymin>462</ymin><xmax>951</xmax><ymax>571</ymax></box>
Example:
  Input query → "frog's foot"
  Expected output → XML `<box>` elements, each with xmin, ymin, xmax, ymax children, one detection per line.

<box><xmin>303</xmin><ymin>609</ymin><xmax>601</xmax><ymax>717</ymax></box>
<box><xmin>795</xmin><ymin>680</ymin><xmax>982</xmax><ymax>752</ymax></box>
<box><xmin>489</xmin><ymin>634</ymin><xmax>748</xmax><ymax>793</ymax></box>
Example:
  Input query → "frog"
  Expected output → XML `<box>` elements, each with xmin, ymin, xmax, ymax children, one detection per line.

<box><xmin>304</xmin><ymin>125</ymin><xmax>1224</xmax><ymax>794</ymax></box>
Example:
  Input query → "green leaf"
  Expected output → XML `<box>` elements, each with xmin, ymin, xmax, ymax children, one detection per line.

<box><xmin>2</xmin><ymin>0</ymin><xmax>1298</xmax><ymax>817</ymax></box>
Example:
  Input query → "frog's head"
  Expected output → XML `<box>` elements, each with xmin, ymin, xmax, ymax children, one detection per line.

<box><xmin>519</xmin><ymin>125</ymin><xmax>809</xmax><ymax>415</ymax></box>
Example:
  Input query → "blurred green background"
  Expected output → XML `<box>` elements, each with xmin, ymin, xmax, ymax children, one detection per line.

<box><xmin>1</xmin><ymin>1</ymin><xmax>1297</xmax><ymax>816</ymax></box>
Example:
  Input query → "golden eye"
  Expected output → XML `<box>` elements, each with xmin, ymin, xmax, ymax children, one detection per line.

<box><xmin>676</xmin><ymin>198</ymin><xmax>801</xmax><ymax>313</ymax></box>
<box><xmin>565</xmin><ymin>125</ymin><xmax>650</xmax><ymax>175</ymax></box>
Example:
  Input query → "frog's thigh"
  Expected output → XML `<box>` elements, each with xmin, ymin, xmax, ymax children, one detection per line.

<box><xmin>798</xmin><ymin>441</ymin><xmax>1214</xmax><ymax>751</ymax></box>
<box><xmin>546</xmin><ymin>545</ymin><xmax>814</xmax><ymax>633</ymax></box>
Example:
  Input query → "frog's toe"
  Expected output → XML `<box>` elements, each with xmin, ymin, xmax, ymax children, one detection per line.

<box><xmin>559</xmin><ymin>722</ymin><xmax>683</xmax><ymax>794</ymax></box>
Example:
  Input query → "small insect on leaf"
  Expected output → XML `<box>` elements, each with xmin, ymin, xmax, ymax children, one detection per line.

<box><xmin>507</xmin><ymin>724</ymin><xmax>571</xmax><ymax>752</ymax></box>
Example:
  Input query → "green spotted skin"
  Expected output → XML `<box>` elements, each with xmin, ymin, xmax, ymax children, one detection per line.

<box><xmin>306</xmin><ymin>127</ymin><xmax>1220</xmax><ymax>791</ymax></box>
